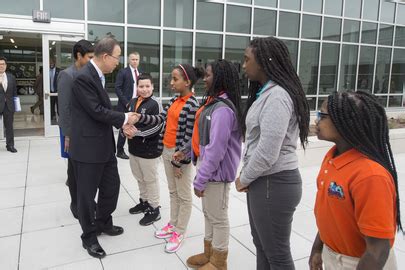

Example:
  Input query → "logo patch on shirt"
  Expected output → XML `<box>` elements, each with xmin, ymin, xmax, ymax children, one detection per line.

<box><xmin>328</xmin><ymin>181</ymin><xmax>345</xmax><ymax>200</ymax></box>
<box><xmin>141</xmin><ymin>108</ymin><xmax>146</xmax><ymax>114</ymax></box>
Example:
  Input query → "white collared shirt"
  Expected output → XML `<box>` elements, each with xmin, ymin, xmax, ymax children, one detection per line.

<box><xmin>129</xmin><ymin>65</ymin><xmax>138</xmax><ymax>98</ymax></box>
<box><xmin>0</xmin><ymin>72</ymin><xmax>8</xmax><ymax>91</ymax></box>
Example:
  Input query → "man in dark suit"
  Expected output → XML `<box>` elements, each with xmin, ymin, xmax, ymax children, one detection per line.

<box><xmin>70</xmin><ymin>37</ymin><xmax>137</xmax><ymax>258</ymax></box>
<box><xmin>0</xmin><ymin>56</ymin><xmax>18</xmax><ymax>153</ymax></box>
<box><xmin>114</xmin><ymin>51</ymin><xmax>141</xmax><ymax>159</ymax></box>
<box><xmin>49</xmin><ymin>57</ymin><xmax>60</xmax><ymax>121</ymax></box>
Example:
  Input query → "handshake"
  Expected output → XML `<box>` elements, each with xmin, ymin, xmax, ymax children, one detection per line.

<box><xmin>123</xmin><ymin>112</ymin><xmax>141</xmax><ymax>139</ymax></box>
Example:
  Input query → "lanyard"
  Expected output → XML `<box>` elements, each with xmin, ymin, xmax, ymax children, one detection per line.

<box><xmin>256</xmin><ymin>80</ymin><xmax>273</xmax><ymax>99</ymax></box>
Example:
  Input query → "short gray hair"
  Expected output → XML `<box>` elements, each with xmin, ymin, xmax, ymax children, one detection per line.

<box><xmin>94</xmin><ymin>37</ymin><xmax>120</xmax><ymax>57</ymax></box>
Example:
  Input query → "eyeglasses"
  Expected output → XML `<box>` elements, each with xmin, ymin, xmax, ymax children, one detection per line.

<box><xmin>316</xmin><ymin>111</ymin><xmax>329</xmax><ymax>121</ymax></box>
<box><xmin>107</xmin><ymin>54</ymin><xmax>120</xmax><ymax>61</ymax></box>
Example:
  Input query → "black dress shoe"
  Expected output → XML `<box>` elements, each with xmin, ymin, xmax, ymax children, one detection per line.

<box><xmin>6</xmin><ymin>146</ymin><xmax>17</xmax><ymax>153</ymax></box>
<box><xmin>97</xmin><ymin>225</ymin><xmax>124</xmax><ymax>236</ymax></box>
<box><xmin>116</xmin><ymin>151</ymin><xmax>129</xmax><ymax>159</ymax></box>
<box><xmin>82</xmin><ymin>242</ymin><xmax>106</xmax><ymax>258</ymax></box>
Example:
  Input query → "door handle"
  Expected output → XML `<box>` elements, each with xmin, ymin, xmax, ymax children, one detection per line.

<box><xmin>45</xmin><ymin>92</ymin><xmax>50</xmax><ymax>100</ymax></box>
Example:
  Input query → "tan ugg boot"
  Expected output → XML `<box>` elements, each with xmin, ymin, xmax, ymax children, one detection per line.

<box><xmin>198</xmin><ymin>248</ymin><xmax>228</xmax><ymax>270</ymax></box>
<box><xmin>186</xmin><ymin>240</ymin><xmax>212</xmax><ymax>268</ymax></box>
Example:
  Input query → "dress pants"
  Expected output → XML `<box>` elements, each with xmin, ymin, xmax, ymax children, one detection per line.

<box><xmin>116</xmin><ymin>133</ymin><xmax>126</xmax><ymax>152</ymax></box>
<box><xmin>67</xmin><ymin>158</ymin><xmax>77</xmax><ymax>215</ymax></box>
<box><xmin>2</xmin><ymin>105</ymin><xmax>14</xmax><ymax>147</ymax></box>
<box><xmin>72</xmin><ymin>154</ymin><xmax>121</xmax><ymax>246</ymax></box>
<box><xmin>50</xmin><ymin>96</ymin><xmax>58</xmax><ymax>119</ymax></box>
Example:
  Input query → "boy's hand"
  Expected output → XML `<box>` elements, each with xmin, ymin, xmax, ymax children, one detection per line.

<box><xmin>194</xmin><ymin>188</ymin><xmax>204</xmax><ymax>198</ymax></box>
<box><xmin>173</xmin><ymin>151</ymin><xmax>186</xmax><ymax>162</ymax></box>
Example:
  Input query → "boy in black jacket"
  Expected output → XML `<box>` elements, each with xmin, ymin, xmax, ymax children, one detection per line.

<box><xmin>126</xmin><ymin>73</ymin><xmax>164</xmax><ymax>226</ymax></box>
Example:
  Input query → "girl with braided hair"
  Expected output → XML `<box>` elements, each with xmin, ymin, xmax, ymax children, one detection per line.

<box><xmin>309</xmin><ymin>91</ymin><xmax>401</xmax><ymax>270</ymax></box>
<box><xmin>235</xmin><ymin>36</ymin><xmax>310</xmax><ymax>269</ymax></box>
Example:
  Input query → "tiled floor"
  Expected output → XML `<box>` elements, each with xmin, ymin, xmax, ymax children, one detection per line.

<box><xmin>0</xmin><ymin>137</ymin><xmax>404</xmax><ymax>270</ymax></box>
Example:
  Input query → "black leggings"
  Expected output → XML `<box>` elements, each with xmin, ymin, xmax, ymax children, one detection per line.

<box><xmin>247</xmin><ymin>169</ymin><xmax>302</xmax><ymax>270</ymax></box>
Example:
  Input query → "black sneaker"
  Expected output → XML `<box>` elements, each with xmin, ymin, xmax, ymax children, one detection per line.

<box><xmin>116</xmin><ymin>150</ymin><xmax>129</xmax><ymax>159</ymax></box>
<box><xmin>139</xmin><ymin>206</ymin><xmax>161</xmax><ymax>226</ymax></box>
<box><xmin>129</xmin><ymin>198</ymin><xmax>150</xmax><ymax>214</ymax></box>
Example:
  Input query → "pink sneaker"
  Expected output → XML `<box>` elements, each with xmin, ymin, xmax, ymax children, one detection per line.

<box><xmin>155</xmin><ymin>223</ymin><xmax>174</xmax><ymax>239</ymax></box>
<box><xmin>165</xmin><ymin>231</ymin><xmax>184</xmax><ymax>253</ymax></box>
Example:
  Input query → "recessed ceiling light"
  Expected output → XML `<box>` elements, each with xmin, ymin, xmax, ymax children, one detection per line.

<box><xmin>51</xmin><ymin>41</ymin><xmax>56</xmax><ymax>45</ymax></box>
<box><xmin>14</xmin><ymin>45</ymin><xmax>18</xmax><ymax>49</ymax></box>
<box><xmin>10</xmin><ymin>38</ymin><xmax>15</xmax><ymax>43</ymax></box>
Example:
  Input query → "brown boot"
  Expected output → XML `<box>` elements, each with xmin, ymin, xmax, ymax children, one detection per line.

<box><xmin>198</xmin><ymin>248</ymin><xmax>228</xmax><ymax>270</ymax></box>
<box><xmin>186</xmin><ymin>240</ymin><xmax>212</xmax><ymax>268</ymax></box>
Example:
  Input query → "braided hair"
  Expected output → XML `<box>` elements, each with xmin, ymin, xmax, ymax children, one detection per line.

<box><xmin>328</xmin><ymin>90</ymin><xmax>403</xmax><ymax>232</ymax></box>
<box><xmin>203</xmin><ymin>59</ymin><xmax>244</xmax><ymax>133</ymax></box>
<box><xmin>243</xmin><ymin>37</ymin><xmax>310</xmax><ymax>148</ymax></box>
<box><xmin>175</xmin><ymin>64</ymin><xmax>205</xmax><ymax>89</ymax></box>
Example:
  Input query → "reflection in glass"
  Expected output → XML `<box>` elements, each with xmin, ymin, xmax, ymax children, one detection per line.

<box><xmin>128</xmin><ymin>0</ymin><xmax>160</xmax><ymax>26</ymax></box>
<box><xmin>324</xmin><ymin>0</ymin><xmax>342</xmax><ymax>16</ymax></box>
<box><xmin>380</xmin><ymin>0</ymin><xmax>395</xmax><ymax>23</ymax></box>
<box><xmin>195</xmin><ymin>33</ymin><xmax>222</xmax><ymax>96</ymax></box>
<box><xmin>164</xmin><ymin>0</ymin><xmax>193</xmax><ymax>29</ymax></box>
<box><xmin>127</xmin><ymin>28</ymin><xmax>160</xmax><ymax>94</ymax></box>
<box><xmin>320</xmin><ymin>43</ymin><xmax>340</xmax><ymax>94</ymax></box>
<box><xmin>302</xmin><ymin>15</ymin><xmax>321</xmax><ymax>40</ymax></box>
<box><xmin>343</xmin><ymin>20</ymin><xmax>360</xmax><ymax>43</ymax></box>
<box><xmin>255</xmin><ymin>0</ymin><xmax>276</xmax><ymax>7</ymax></box>
<box><xmin>299</xmin><ymin>42</ymin><xmax>320</xmax><ymax>95</ymax></box>
<box><xmin>229</xmin><ymin>0</ymin><xmax>251</xmax><ymax>4</ymax></box>
<box><xmin>196</xmin><ymin>1</ymin><xmax>224</xmax><ymax>31</ymax></box>
<box><xmin>44</xmin><ymin>0</ymin><xmax>83</xmax><ymax>19</ymax></box>
<box><xmin>323</xmin><ymin>18</ymin><xmax>341</xmax><ymax>41</ymax></box>
<box><xmin>88</xmin><ymin>0</ymin><xmax>124</xmax><ymax>23</ymax></box>
<box><xmin>307</xmin><ymin>97</ymin><xmax>316</xmax><ymax>111</ymax></box>
<box><xmin>374</xmin><ymin>48</ymin><xmax>392</xmax><ymax>94</ymax></box>
<box><xmin>279</xmin><ymin>0</ymin><xmax>300</xmax><ymax>11</ymax></box>
<box><xmin>376</xmin><ymin>96</ymin><xmax>387</xmax><ymax>107</ymax></box>
<box><xmin>226</xmin><ymin>5</ymin><xmax>251</xmax><ymax>34</ymax></box>
<box><xmin>163</xmin><ymin>31</ymin><xmax>192</xmax><ymax>96</ymax></box>
<box><xmin>379</xmin><ymin>24</ymin><xmax>393</xmax><ymax>46</ymax></box>
<box><xmin>361</xmin><ymin>22</ymin><xmax>377</xmax><ymax>44</ymax></box>
<box><xmin>254</xmin><ymin>9</ymin><xmax>276</xmax><ymax>36</ymax></box>
<box><xmin>225</xmin><ymin>36</ymin><xmax>249</xmax><ymax>96</ymax></box>
<box><xmin>388</xmin><ymin>96</ymin><xmax>403</xmax><ymax>107</ymax></box>
<box><xmin>344</xmin><ymin>0</ymin><xmax>361</xmax><ymax>18</ymax></box>
<box><xmin>283</xmin><ymin>40</ymin><xmax>298</xmax><ymax>71</ymax></box>
<box><xmin>358</xmin><ymin>46</ymin><xmax>375</xmax><ymax>93</ymax></box>
<box><xmin>303</xmin><ymin>0</ymin><xmax>322</xmax><ymax>13</ymax></box>
<box><xmin>279</xmin><ymin>12</ymin><xmax>300</xmax><ymax>38</ymax></box>
<box><xmin>363</xmin><ymin>0</ymin><xmax>379</xmax><ymax>21</ymax></box>
<box><xmin>391</xmin><ymin>49</ymin><xmax>405</xmax><ymax>95</ymax></box>
<box><xmin>339</xmin><ymin>45</ymin><xmax>358</xmax><ymax>91</ymax></box>
<box><xmin>1</xmin><ymin>0</ymin><xmax>39</xmax><ymax>15</ymax></box>
<box><xmin>395</xmin><ymin>27</ymin><xmax>405</xmax><ymax>47</ymax></box>
<box><xmin>397</xmin><ymin>4</ymin><xmax>405</xmax><ymax>25</ymax></box>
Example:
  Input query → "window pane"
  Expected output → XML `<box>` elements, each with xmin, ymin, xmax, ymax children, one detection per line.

<box><xmin>163</xmin><ymin>31</ymin><xmax>192</xmax><ymax>96</ymax></box>
<box><xmin>358</xmin><ymin>46</ymin><xmax>375</xmax><ymax>93</ymax></box>
<box><xmin>44</xmin><ymin>0</ymin><xmax>83</xmax><ymax>19</ymax></box>
<box><xmin>388</xmin><ymin>96</ymin><xmax>403</xmax><ymax>107</ymax></box>
<box><xmin>343</xmin><ymin>20</ymin><xmax>360</xmax><ymax>43</ymax></box>
<box><xmin>323</xmin><ymin>18</ymin><xmax>341</xmax><ymax>41</ymax></box>
<box><xmin>379</xmin><ymin>24</ymin><xmax>393</xmax><ymax>46</ymax></box>
<box><xmin>282</xmin><ymin>40</ymin><xmax>299</xmax><ymax>71</ymax></box>
<box><xmin>363</xmin><ymin>0</ymin><xmax>379</xmax><ymax>21</ymax></box>
<box><xmin>307</xmin><ymin>97</ymin><xmax>316</xmax><ymax>111</ymax></box>
<box><xmin>0</xmin><ymin>0</ymin><xmax>39</xmax><ymax>15</ymax></box>
<box><xmin>226</xmin><ymin>5</ymin><xmax>251</xmax><ymax>34</ymax></box>
<box><xmin>302</xmin><ymin>15</ymin><xmax>321</xmax><ymax>40</ymax></box>
<box><xmin>255</xmin><ymin>0</ymin><xmax>276</xmax><ymax>7</ymax></box>
<box><xmin>376</xmin><ymin>96</ymin><xmax>387</xmax><ymax>107</ymax></box>
<box><xmin>279</xmin><ymin>0</ymin><xmax>301</xmax><ymax>11</ymax></box>
<box><xmin>317</xmin><ymin>96</ymin><xmax>328</xmax><ymax>110</ymax></box>
<box><xmin>87</xmin><ymin>25</ymin><xmax>124</xmax><ymax>95</ymax></box>
<box><xmin>397</xmin><ymin>4</ymin><xmax>405</xmax><ymax>25</ymax></box>
<box><xmin>344</xmin><ymin>0</ymin><xmax>361</xmax><ymax>18</ymax></box>
<box><xmin>127</xmin><ymin>28</ymin><xmax>160</xmax><ymax>94</ymax></box>
<box><xmin>164</xmin><ymin>0</ymin><xmax>193</xmax><ymax>29</ymax></box>
<box><xmin>374</xmin><ymin>48</ymin><xmax>392</xmax><ymax>94</ymax></box>
<box><xmin>229</xmin><ymin>0</ymin><xmax>251</xmax><ymax>4</ymax></box>
<box><xmin>88</xmin><ymin>0</ymin><xmax>124</xmax><ymax>23</ymax></box>
<box><xmin>128</xmin><ymin>0</ymin><xmax>160</xmax><ymax>26</ymax></box>
<box><xmin>196</xmin><ymin>1</ymin><xmax>224</xmax><ymax>31</ymax></box>
<box><xmin>279</xmin><ymin>12</ymin><xmax>300</xmax><ymax>38</ymax></box>
<box><xmin>320</xmin><ymin>43</ymin><xmax>340</xmax><ymax>95</ymax></box>
<box><xmin>254</xmin><ymin>8</ymin><xmax>276</xmax><ymax>36</ymax></box>
<box><xmin>225</xmin><ymin>36</ymin><xmax>249</xmax><ymax>96</ymax></box>
<box><xmin>391</xmin><ymin>49</ymin><xmax>405</xmax><ymax>94</ymax></box>
<box><xmin>324</xmin><ymin>0</ymin><xmax>342</xmax><ymax>16</ymax></box>
<box><xmin>361</xmin><ymin>22</ymin><xmax>377</xmax><ymax>44</ymax></box>
<box><xmin>195</xmin><ymin>33</ymin><xmax>222</xmax><ymax>96</ymax></box>
<box><xmin>395</xmin><ymin>27</ymin><xmax>405</xmax><ymax>47</ymax></box>
<box><xmin>303</xmin><ymin>0</ymin><xmax>322</xmax><ymax>13</ymax></box>
<box><xmin>339</xmin><ymin>45</ymin><xmax>358</xmax><ymax>91</ymax></box>
<box><xmin>299</xmin><ymin>42</ymin><xmax>320</xmax><ymax>95</ymax></box>
<box><xmin>380</xmin><ymin>1</ymin><xmax>395</xmax><ymax>23</ymax></box>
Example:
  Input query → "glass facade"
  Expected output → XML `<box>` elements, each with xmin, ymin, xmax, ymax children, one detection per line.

<box><xmin>1</xmin><ymin>0</ymin><xmax>404</xmax><ymax>109</ymax></box>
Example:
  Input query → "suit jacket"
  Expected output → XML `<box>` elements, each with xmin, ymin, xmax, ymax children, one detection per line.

<box><xmin>57</xmin><ymin>65</ymin><xmax>78</xmax><ymax>137</ymax></box>
<box><xmin>69</xmin><ymin>62</ymin><xmax>125</xmax><ymax>163</ymax></box>
<box><xmin>0</xmin><ymin>72</ymin><xmax>18</xmax><ymax>114</ymax></box>
<box><xmin>115</xmin><ymin>66</ymin><xmax>141</xmax><ymax>112</ymax></box>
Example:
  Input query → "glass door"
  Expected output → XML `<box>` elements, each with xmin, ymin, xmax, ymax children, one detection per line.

<box><xmin>42</xmin><ymin>34</ymin><xmax>82</xmax><ymax>137</ymax></box>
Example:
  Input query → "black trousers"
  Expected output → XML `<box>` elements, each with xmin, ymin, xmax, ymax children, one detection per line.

<box><xmin>50</xmin><ymin>96</ymin><xmax>58</xmax><ymax>118</ymax></box>
<box><xmin>67</xmin><ymin>158</ymin><xmax>77</xmax><ymax>215</ymax></box>
<box><xmin>1</xmin><ymin>105</ymin><xmax>14</xmax><ymax>147</ymax></box>
<box><xmin>72</xmin><ymin>155</ymin><xmax>121</xmax><ymax>245</ymax></box>
<box><xmin>247</xmin><ymin>169</ymin><xmax>302</xmax><ymax>270</ymax></box>
<box><xmin>116</xmin><ymin>133</ymin><xmax>126</xmax><ymax>152</ymax></box>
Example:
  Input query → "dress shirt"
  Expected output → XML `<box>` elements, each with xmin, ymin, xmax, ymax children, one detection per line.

<box><xmin>0</xmin><ymin>72</ymin><xmax>7</xmax><ymax>90</ymax></box>
<box><xmin>129</xmin><ymin>66</ymin><xmax>138</xmax><ymax>98</ymax></box>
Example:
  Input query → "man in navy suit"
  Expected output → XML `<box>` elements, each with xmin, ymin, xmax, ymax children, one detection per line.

<box><xmin>0</xmin><ymin>56</ymin><xmax>18</xmax><ymax>153</ymax></box>
<box><xmin>114</xmin><ymin>52</ymin><xmax>141</xmax><ymax>159</ymax></box>
<box><xmin>70</xmin><ymin>37</ymin><xmax>137</xmax><ymax>258</ymax></box>
<box><xmin>49</xmin><ymin>57</ymin><xmax>60</xmax><ymax>121</ymax></box>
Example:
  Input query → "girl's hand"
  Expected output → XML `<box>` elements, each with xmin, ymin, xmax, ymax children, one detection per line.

<box><xmin>308</xmin><ymin>250</ymin><xmax>323</xmax><ymax>270</ymax></box>
<box><xmin>194</xmin><ymin>188</ymin><xmax>204</xmax><ymax>198</ymax></box>
<box><xmin>173</xmin><ymin>151</ymin><xmax>185</xmax><ymax>162</ymax></box>
<box><xmin>235</xmin><ymin>177</ymin><xmax>249</xmax><ymax>192</ymax></box>
<box><xmin>174</xmin><ymin>167</ymin><xmax>183</xmax><ymax>178</ymax></box>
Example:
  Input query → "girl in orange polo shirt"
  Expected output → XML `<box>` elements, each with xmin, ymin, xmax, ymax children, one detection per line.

<box><xmin>309</xmin><ymin>91</ymin><xmax>402</xmax><ymax>270</ymax></box>
<box><xmin>135</xmin><ymin>64</ymin><xmax>203</xmax><ymax>253</ymax></box>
